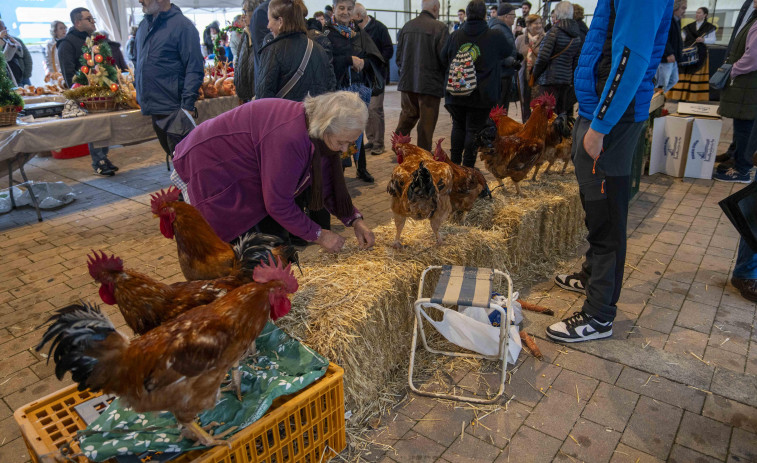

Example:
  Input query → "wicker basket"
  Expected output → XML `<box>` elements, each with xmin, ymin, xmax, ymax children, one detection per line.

<box><xmin>0</xmin><ymin>105</ymin><xmax>19</xmax><ymax>127</ymax></box>
<box><xmin>80</xmin><ymin>96</ymin><xmax>118</xmax><ymax>113</ymax></box>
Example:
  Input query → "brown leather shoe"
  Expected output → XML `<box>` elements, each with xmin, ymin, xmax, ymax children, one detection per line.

<box><xmin>731</xmin><ymin>277</ymin><xmax>757</xmax><ymax>302</ymax></box>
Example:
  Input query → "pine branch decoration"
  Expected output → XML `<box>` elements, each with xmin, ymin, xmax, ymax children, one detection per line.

<box><xmin>0</xmin><ymin>52</ymin><xmax>23</xmax><ymax>109</ymax></box>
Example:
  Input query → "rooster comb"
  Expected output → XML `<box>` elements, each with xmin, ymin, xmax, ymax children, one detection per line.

<box><xmin>489</xmin><ymin>105</ymin><xmax>507</xmax><ymax>120</ymax></box>
<box><xmin>86</xmin><ymin>250</ymin><xmax>123</xmax><ymax>280</ymax></box>
<box><xmin>391</xmin><ymin>132</ymin><xmax>411</xmax><ymax>151</ymax></box>
<box><xmin>531</xmin><ymin>93</ymin><xmax>557</xmax><ymax>110</ymax></box>
<box><xmin>253</xmin><ymin>255</ymin><xmax>299</xmax><ymax>293</ymax></box>
<box><xmin>434</xmin><ymin>138</ymin><xmax>447</xmax><ymax>160</ymax></box>
<box><xmin>149</xmin><ymin>187</ymin><xmax>180</xmax><ymax>215</ymax></box>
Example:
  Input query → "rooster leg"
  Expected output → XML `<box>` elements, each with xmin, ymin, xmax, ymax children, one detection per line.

<box><xmin>392</xmin><ymin>213</ymin><xmax>407</xmax><ymax>249</ymax></box>
<box><xmin>545</xmin><ymin>161</ymin><xmax>554</xmax><ymax>175</ymax></box>
<box><xmin>180</xmin><ymin>420</ymin><xmax>233</xmax><ymax>448</ymax></box>
<box><xmin>220</xmin><ymin>363</ymin><xmax>243</xmax><ymax>401</ymax></box>
<box><xmin>561</xmin><ymin>160</ymin><xmax>569</xmax><ymax>174</ymax></box>
<box><xmin>429</xmin><ymin>205</ymin><xmax>451</xmax><ymax>247</ymax></box>
<box><xmin>531</xmin><ymin>164</ymin><xmax>542</xmax><ymax>181</ymax></box>
<box><xmin>514</xmin><ymin>181</ymin><xmax>525</xmax><ymax>197</ymax></box>
<box><xmin>495</xmin><ymin>178</ymin><xmax>506</xmax><ymax>194</ymax></box>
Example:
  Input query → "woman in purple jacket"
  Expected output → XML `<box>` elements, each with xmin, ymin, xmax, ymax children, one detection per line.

<box><xmin>172</xmin><ymin>91</ymin><xmax>375</xmax><ymax>253</ymax></box>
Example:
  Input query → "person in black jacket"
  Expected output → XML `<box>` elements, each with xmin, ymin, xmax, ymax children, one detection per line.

<box><xmin>57</xmin><ymin>7</ymin><xmax>118</xmax><ymax>176</ymax></box>
<box><xmin>202</xmin><ymin>21</ymin><xmax>220</xmax><ymax>56</ymax></box>
<box><xmin>490</xmin><ymin>4</ymin><xmax>520</xmax><ymax>114</ymax></box>
<box><xmin>443</xmin><ymin>0</ymin><xmax>508</xmax><ymax>168</ymax></box>
<box><xmin>97</xmin><ymin>30</ymin><xmax>128</xmax><ymax>71</ymax></box>
<box><xmin>573</xmin><ymin>4</ymin><xmax>589</xmax><ymax>41</ymax></box>
<box><xmin>656</xmin><ymin>0</ymin><xmax>686</xmax><ymax>93</ymax></box>
<box><xmin>0</xmin><ymin>21</ymin><xmax>32</xmax><ymax>86</ymax></box>
<box><xmin>354</xmin><ymin>3</ymin><xmax>393</xmax><ymax>155</ymax></box>
<box><xmin>531</xmin><ymin>1</ymin><xmax>582</xmax><ymax>115</ymax></box>
<box><xmin>323</xmin><ymin>0</ymin><xmax>384</xmax><ymax>183</ymax></box>
<box><xmin>256</xmin><ymin>0</ymin><xmax>336</xmax><ymax>100</ymax></box>
<box><xmin>395</xmin><ymin>0</ymin><xmax>449</xmax><ymax>152</ymax></box>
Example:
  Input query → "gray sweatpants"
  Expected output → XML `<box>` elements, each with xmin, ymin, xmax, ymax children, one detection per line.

<box><xmin>573</xmin><ymin>116</ymin><xmax>646</xmax><ymax>322</ymax></box>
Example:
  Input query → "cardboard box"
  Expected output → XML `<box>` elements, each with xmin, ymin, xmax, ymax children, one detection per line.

<box><xmin>683</xmin><ymin>118</ymin><xmax>722</xmax><ymax>179</ymax></box>
<box><xmin>677</xmin><ymin>102</ymin><xmax>720</xmax><ymax>118</ymax></box>
<box><xmin>650</xmin><ymin>115</ymin><xmax>693</xmax><ymax>177</ymax></box>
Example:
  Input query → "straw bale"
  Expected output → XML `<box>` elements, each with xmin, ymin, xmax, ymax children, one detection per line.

<box><xmin>277</xmin><ymin>175</ymin><xmax>585</xmax><ymax>424</ymax></box>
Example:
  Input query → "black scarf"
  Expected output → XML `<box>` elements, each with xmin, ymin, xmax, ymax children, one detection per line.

<box><xmin>309</xmin><ymin>137</ymin><xmax>354</xmax><ymax>218</ymax></box>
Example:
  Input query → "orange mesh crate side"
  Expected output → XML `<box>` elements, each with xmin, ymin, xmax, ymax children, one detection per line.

<box><xmin>14</xmin><ymin>364</ymin><xmax>345</xmax><ymax>463</ymax></box>
<box><xmin>14</xmin><ymin>387</ymin><xmax>104</xmax><ymax>463</ymax></box>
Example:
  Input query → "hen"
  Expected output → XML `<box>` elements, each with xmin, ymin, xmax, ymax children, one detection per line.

<box><xmin>387</xmin><ymin>134</ymin><xmax>453</xmax><ymax>247</ymax></box>
<box><xmin>37</xmin><ymin>257</ymin><xmax>298</xmax><ymax>448</ymax></box>
<box><xmin>476</xmin><ymin>94</ymin><xmax>557</xmax><ymax>196</ymax></box>
<box><xmin>87</xmin><ymin>233</ymin><xmax>290</xmax><ymax>336</ymax></box>
<box><xmin>532</xmin><ymin>114</ymin><xmax>574</xmax><ymax>180</ymax></box>
<box><xmin>432</xmin><ymin>138</ymin><xmax>489</xmax><ymax>213</ymax></box>
<box><xmin>488</xmin><ymin>105</ymin><xmax>523</xmax><ymax>137</ymax></box>
<box><xmin>151</xmin><ymin>187</ymin><xmax>297</xmax><ymax>281</ymax></box>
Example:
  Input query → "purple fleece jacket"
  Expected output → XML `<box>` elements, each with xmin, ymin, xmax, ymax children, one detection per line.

<box><xmin>173</xmin><ymin>98</ymin><xmax>361</xmax><ymax>242</ymax></box>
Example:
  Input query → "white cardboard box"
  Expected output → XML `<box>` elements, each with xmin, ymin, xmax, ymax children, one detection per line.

<box><xmin>650</xmin><ymin>115</ymin><xmax>693</xmax><ymax>178</ymax></box>
<box><xmin>683</xmin><ymin>118</ymin><xmax>722</xmax><ymax>180</ymax></box>
<box><xmin>677</xmin><ymin>102</ymin><xmax>720</xmax><ymax>118</ymax></box>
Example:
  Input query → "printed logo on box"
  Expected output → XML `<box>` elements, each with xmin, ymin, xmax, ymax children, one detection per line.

<box><xmin>664</xmin><ymin>136</ymin><xmax>682</xmax><ymax>159</ymax></box>
<box><xmin>690</xmin><ymin>139</ymin><xmax>715</xmax><ymax>161</ymax></box>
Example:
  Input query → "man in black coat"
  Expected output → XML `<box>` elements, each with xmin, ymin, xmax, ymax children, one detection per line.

<box><xmin>355</xmin><ymin>3</ymin><xmax>393</xmax><ymax>155</ymax></box>
<box><xmin>490</xmin><ymin>4</ymin><xmax>520</xmax><ymax>113</ymax></box>
<box><xmin>395</xmin><ymin>0</ymin><xmax>449</xmax><ymax>152</ymax></box>
<box><xmin>57</xmin><ymin>7</ymin><xmax>118</xmax><ymax>176</ymax></box>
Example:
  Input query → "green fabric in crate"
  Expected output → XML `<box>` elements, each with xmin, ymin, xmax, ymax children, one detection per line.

<box><xmin>78</xmin><ymin>322</ymin><xmax>329</xmax><ymax>462</ymax></box>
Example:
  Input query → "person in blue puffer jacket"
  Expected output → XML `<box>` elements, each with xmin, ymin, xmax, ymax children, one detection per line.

<box><xmin>134</xmin><ymin>0</ymin><xmax>204</xmax><ymax>160</ymax></box>
<box><xmin>546</xmin><ymin>0</ymin><xmax>673</xmax><ymax>344</ymax></box>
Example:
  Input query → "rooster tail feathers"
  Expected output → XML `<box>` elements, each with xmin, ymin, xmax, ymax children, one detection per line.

<box><xmin>407</xmin><ymin>162</ymin><xmax>437</xmax><ymax>202</ymax></box>
<box><xmin>87</xmin><ymin>250</ymin><xmax>124</xmax><ymax>281</ymax></box>
<box><xmin>36</xmin><ymin>302</ymin><xmax>122</xmax><ymax>391</ymax></box>
<box><xmin>473</xmin><ymin>122</ymin><xmax>497</xmax><ymax>151</ymax></box>
<box><xmin>233</xmin><ymin>232</ymin><xmax>295</xmax><ymax>267</ymax></box>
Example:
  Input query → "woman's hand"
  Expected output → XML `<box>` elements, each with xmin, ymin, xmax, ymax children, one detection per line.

<box><xmin>351</xmin><ymin>56</ymin><xmax>364</xmax><ymax>72</ymax></box>
<box><xmin>582</xmin><ymin>127</ymin><xmax>605</xmax><ymax>160</ymax></box>
<box><xmin>352</xmin><ymin>219</ymin><xmax>375</xmax><ymax>249</ymax></box>
<box><xmin>315</xmin><ymin>229</ymin><xmax>346</xmax><ymax>253</ymax></box>
<box><xmin>695</xmin><ymin>36</ymin><xmax>704</xmax><ymax>43</ymax></box>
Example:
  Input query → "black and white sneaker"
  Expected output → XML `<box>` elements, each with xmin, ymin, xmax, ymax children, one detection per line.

<box><xmin>546</xmin><ymin>311</ymin><xmax>612</xmax><ymax>343</ymax></box>
<box><xmin>555</xmin><ymin>272</ymin><xmax>586</xmax><ymax>294</ymax></box>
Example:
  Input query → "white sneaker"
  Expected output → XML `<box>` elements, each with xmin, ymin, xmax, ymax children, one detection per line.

<box><xmin>546</xmin><ymin>311</ymin><xmax>612</xmax><ymax>343</ymax></box>
<box><xmin>554</xmin><ymin>272</ymin><xmax>586</xmax><ymax>294</ymax></box>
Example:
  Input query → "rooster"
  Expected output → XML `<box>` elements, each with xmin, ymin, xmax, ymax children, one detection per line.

<box><xmin>488</xmin><ymin>105</ymin><xmax>523</xmax><ymax>137</ymax></box>
<box><xmin>151</xmin><ymin>187</ymin><xmax>297</xmax><ymax>281</ymax></box>
<box><xmin>87</xmin><ymin>232</ymin><xmax>289</xmax><ymax>336</ymax></box>
<box><xmin>476</xmin><ymin>94</ymin><xmax>557</xmax><ymax>196</ymax></box>
<box><xmin>532</xmin><ymin>114</ymin><xmax>574</xmax><ymax>180</ymax></box>
<box><xmin>432</xmin><ymin>138</ymin><xmax>489</xmax><ymax>212</ymax></box>
<box><xmin>387</xmin><ymin>134</ymin><xmax>453</xmax><ymax>247</ymax></box>
<box><xmin>37</xmin><ymin>256</ymin><xmax>298</xmax><ymax>448</ymax></box>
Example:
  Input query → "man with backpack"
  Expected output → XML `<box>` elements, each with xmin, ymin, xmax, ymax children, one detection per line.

<box><xmin>442</xmin><ymin>0</ymin><xmax>508</xmax><ymax>168</ymax></box>
<box><xmin>395</xmin><ymin>0</ymin><xmax>449</xmax><ymax>151</ymax></box>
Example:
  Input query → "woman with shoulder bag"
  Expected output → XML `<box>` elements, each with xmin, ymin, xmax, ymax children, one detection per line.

<box><xmin>714</xmin><ymin>4</ymin><xmax>757</xmax><ymax>184</ymax></box>
<box><xmin>668</xmin><ymin>6</ymin><xmax>718</xmax><ymax>101</ymax></box>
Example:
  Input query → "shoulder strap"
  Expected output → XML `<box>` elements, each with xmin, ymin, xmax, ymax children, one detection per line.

<box><xmin>550</xmin><ymin>37</ymin><xmax>575</xmax><ymax>61</ymax></box>
<box><xmin>277</xmin><ymin>38</ymin><xmax>314</xmax><ymax>99</ymax></box>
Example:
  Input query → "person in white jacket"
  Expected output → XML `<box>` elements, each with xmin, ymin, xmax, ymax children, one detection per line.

<box><xmin>45</xmin><ymin>20</ymin><xmax>67</xmax><ymax>76</ymax></box>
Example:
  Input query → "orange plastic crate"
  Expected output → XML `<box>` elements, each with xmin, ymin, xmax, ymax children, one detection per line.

<box><xmin>14</xmin><ymin>363</ymin><xmax>345</xmax><ymax>463</ymax></box>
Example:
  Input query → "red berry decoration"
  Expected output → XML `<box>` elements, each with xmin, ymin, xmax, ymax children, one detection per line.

<box><xmin>79</xmin><ymin>102</ymin><xmax>86</xmax><ymax>107</ymax></box>
<box><xmin>84</xmin><ymin>53</ymin><xmax>92</xmax><ymax>61</ymax></box>
<box><xmin>94</xmin><ymin>54</ymin><xmax>104</xmax><ymax>63</ymax></box>
<box><xmin>80</xmin><ymin>66</ymin><xmax>89</xmax><ymax>74</ymax></box>
<box><xmin>92</xmin><ymin>45</ymin><xmax>100</xmax><ymax>54</ymax></box>
<box><xmin>87</xmin><ymin>59</ymin><xmax>95</xmax><ymax>67</ymax></box>
<box><xmin>71</xmin><ymin>83</ymin><xmax>82</xmax><ymax>89</ymax></box>
<box><xmin>110</xmin><ymin>83</ymin><xmax>119</xmax><ymax>92</ymax></box>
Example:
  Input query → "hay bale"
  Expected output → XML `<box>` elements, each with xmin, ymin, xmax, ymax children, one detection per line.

<box><xmin>277</xmin><ymin>177</ymin><xmax>585</xmax><ymax>423</ymax></box>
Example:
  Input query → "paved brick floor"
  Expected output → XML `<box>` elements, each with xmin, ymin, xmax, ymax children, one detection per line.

<box><xmin>1</xmin><ymin>88</ymin><xmax>755</xmax><ymax>463</ymax></box>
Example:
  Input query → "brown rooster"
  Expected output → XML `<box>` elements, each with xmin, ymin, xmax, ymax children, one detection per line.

<box><xmin>151</xmin><ymin>187</ymin><xmax>297</xmax><ymax>281</ymax></box>
<box><xmin>432</xmin><ymin>138</ymin><xmax>489</xmax><ymax>212</ymax></box>
<box><xmin>476</xmin><ymin>94</ymin><xmax>556</xmax><ymax>196</ymax></box>
<box><xmin>87</xmin><ymin>232</ymin><xmax>289</xmax><ymax>335</ymax></box>
<box><xmin>532</xmin><ymin>114</ymin><xmax>574</xmax><ymax>180</ymax></box>
<box><xmin>387</xmin><ymin>134</ymin><xmax>453</xmax><ymax>247</ymax></box>
<box><xmin>38</xmin><ymin>257</ymin><xmax>298</xmax><ymax>448</ymax></box>
<box><xmin>488</xmin><ymin>105</ymin><xmax>523</xmax><ymax>137</ymax></box>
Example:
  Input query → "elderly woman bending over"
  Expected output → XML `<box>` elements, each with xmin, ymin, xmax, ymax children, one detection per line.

<box><xmin>172</xmin><ymin>91</ymin><xmax>375</xmax><ymax>253</ymax></box>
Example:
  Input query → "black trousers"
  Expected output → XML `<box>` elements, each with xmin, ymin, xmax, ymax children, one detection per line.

<box><xmin>572</xmin><ymin>116</ymin><xmax>646</xmax><ymax>322</ymax></box>
<box><xmin>445</xmin><ymin>104</ymin><xmax>490</xmax><ymax>168</ymax></box>
<box><xmin>498</xmin><ymin>75</ymin><xmax>515</xmax><ymax>109</ymax></box>
<box><xmin>151</xmin><ymin>114</ymin><xmax>187</xmax><ymax>158</ymax></box>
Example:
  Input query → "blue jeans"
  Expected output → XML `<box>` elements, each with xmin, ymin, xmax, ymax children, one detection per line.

<box><xmin>733</xmin><ymin>119</ymin><xmax>757</xmax><ymax>280</ymax></box>
<box><xmin>656</xmin><ymin>62</ymin><xmax>679</xmax><ymax>93</ymax></box>
<box><xmin>89</xmin><ymin>144</ymin><xmax>110</xmax><ymax>168</ymax></box>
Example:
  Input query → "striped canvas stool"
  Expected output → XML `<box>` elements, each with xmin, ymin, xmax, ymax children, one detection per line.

<box><xmin>408</xmin><ymin>265</ymin><xmax>513</xmax><ymax>403</ymax></box>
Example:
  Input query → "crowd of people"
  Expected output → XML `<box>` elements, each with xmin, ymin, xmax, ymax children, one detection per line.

<box><xmin>2</xmin><ymin>0</ymin><xmax>756</xmax><ymax>338</ymax></box>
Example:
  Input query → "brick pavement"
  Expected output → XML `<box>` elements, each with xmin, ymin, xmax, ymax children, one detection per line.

<box><xmin>1</xmin><ymin>88</ymin><xmax>756</xmax><ymax>462</ymax></box>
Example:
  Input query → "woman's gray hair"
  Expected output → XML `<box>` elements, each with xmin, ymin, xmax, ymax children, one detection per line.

<box><xmin>553</xmin><ymin>1</ymin><xmax>574</xmax><ymax>20</ymax></box>
<box><xmin>304</xmin><ymin>91</ymin><xmax>368</xmax><ymax>139</ymax></box>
